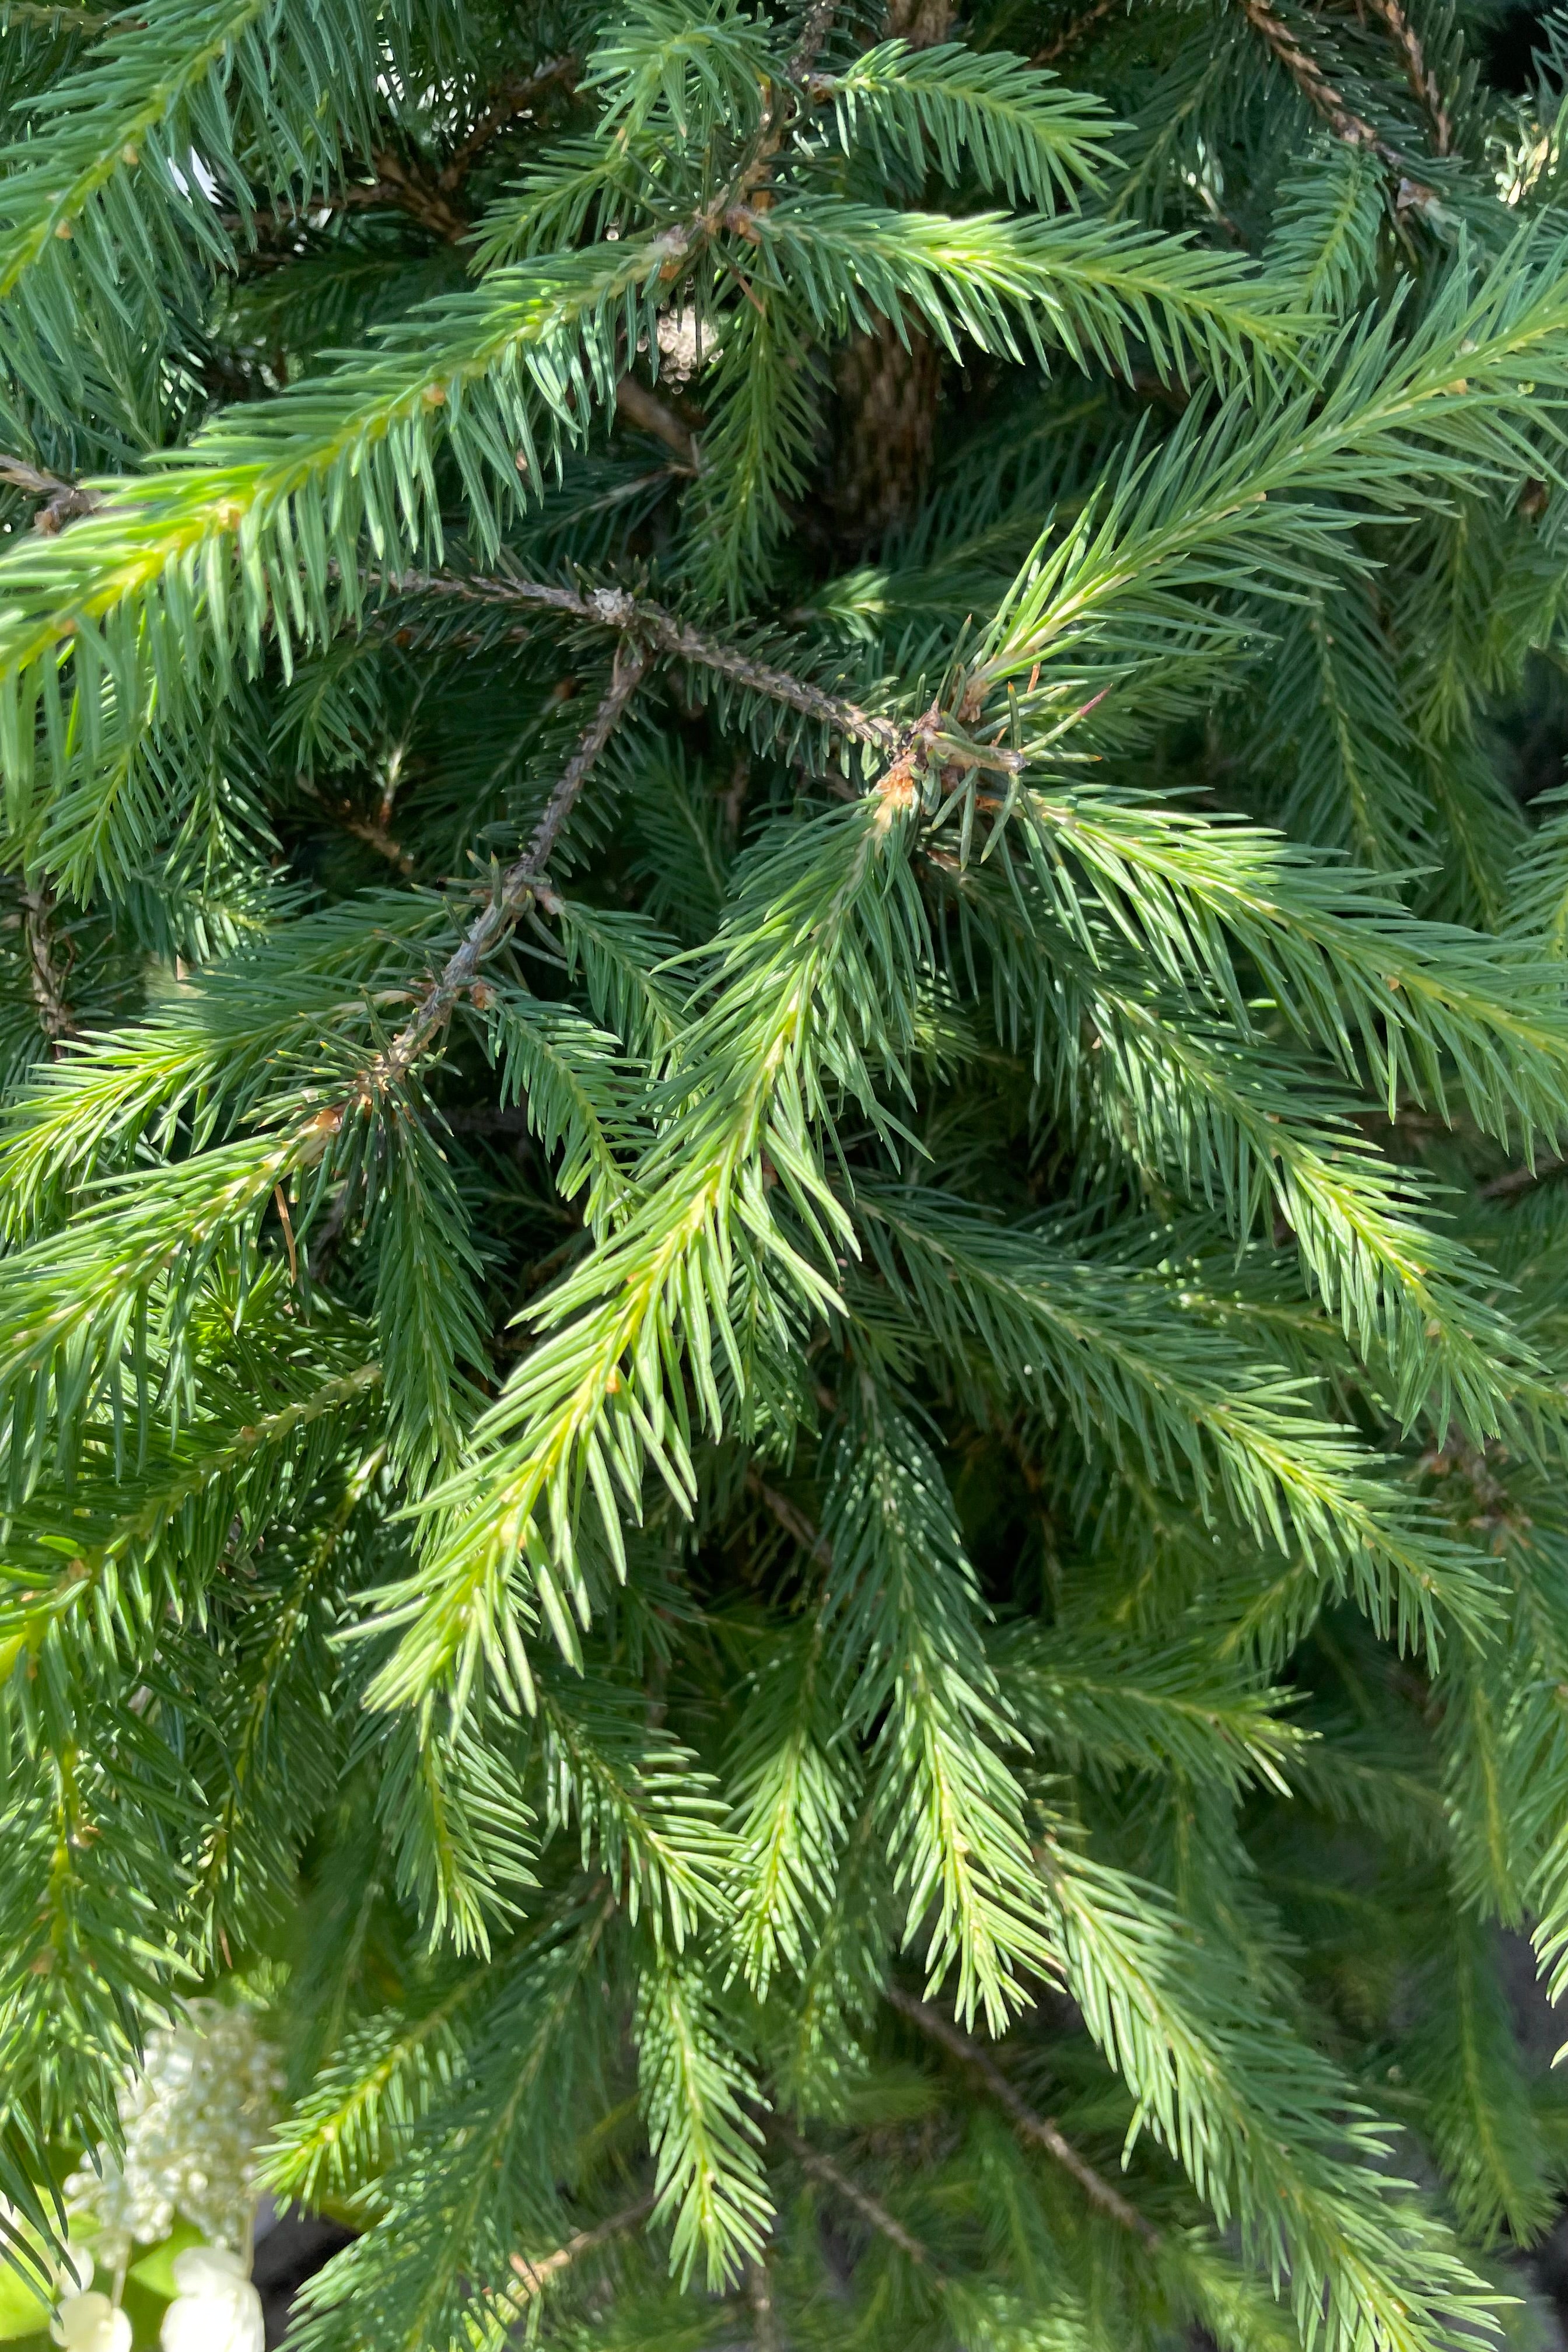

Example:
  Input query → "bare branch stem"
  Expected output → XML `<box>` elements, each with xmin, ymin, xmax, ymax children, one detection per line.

<box><xmin>614</xmin><ymin>376</ymin><xmax>701</xmax><ymax>469</ymax></box>
<box><xmin>1362</xmin><ymin>0</ymin><xmax>1452</xmax><ymax>154</ymax></box>
<box><xmin>770</xmin><ymin>2120</ymin><xmax>943</xmax><ymax>2276</ymax></box>
<box><xmin>884</xmin><ymin>1986</ymin><xmax>1161</xmax><ymax>2250</ymax></box>
<box><xmin>0</xmin><ymin>457</ymin><xmax>104</xmax><ymax>534</ymax></box>
<box><xmin>508</xmin><ymin>2196</ymin><xmax>654</xmax><ymax>2302</ymax></box>
<box><xmin>20</xmin><ymin>884</ymin><xmax>77</xmax><ymax>1049</ymax></box>
<box><xmin>384</xmin><ymin>570</ymin><xmax>901</xmax><ymax>754</ymax></box>
<box><xmin>1236</xmin><ymin>0</ymin><xmax>1435</xmax><ymax>198</ymax></box>
<box><xmin>349</xmin><ymin>641</ymin><xmax>646</xmax><ymax>1102</ymax></box>
<box><xmin>1031</xmin><ymin>0</ymin><xmax>1119</xmax><ymax>65</ymax></box>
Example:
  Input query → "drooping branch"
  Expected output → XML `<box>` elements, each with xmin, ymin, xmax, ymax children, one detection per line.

<box><xmin>884</xmin><ymin>1986</ymin><xmax>1162</xmax><ymax>2249</ymax></box>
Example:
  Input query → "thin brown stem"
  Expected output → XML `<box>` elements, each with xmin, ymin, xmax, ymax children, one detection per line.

<box><xmin>746</xmin><ymin>1472</ymin><xmax>834</xmax><ymax>1570</ymax></box>
<box><xmin>238</xmin><ymin>57</ymin><xmax>579</xmax><ymax>247</ymax></box>
<box><xmin>349</xmin><ymin>641</ymin><xmax>646</xmax><ymax>1104</ymax></box>
<box><xmin>770</xmin><ymin>2120</ymin><xmax>942</xmax><ymax>2276</ymax></box>
<box><xmin>1479</xmin><ymin>1156</ymin><xmax>1568</xmax><ymax>1202</ymax></box>
<box><xmin>788</xmin><ymin>0</ymin><xmax>841</xmax><ymax>79</ymax></box>
<box><xmin>884</xmin><ymin>1987</ymin><xmax>1161</xmax><ymax>2250</ymax></box>
<box><xmin>1031</xmin><ymin>0</ymin><xmax>1119</xmax><ymax>65</ymax></box>
<box><xmin>1236</xmin><ymin>0</ymin><xmax>1436</xmax><ymax>200</ymax></box>
<box><xmin>1361</xmin><ymin>0</ymin><xmax>1451</xmax><ymax>155</ymax></box>
<box><xmin>384</xmin><ymin>569</ymin><xmax>902</xmax><ymax>754</ymax></box>
<box><xmin>331</xmin><ymin>802</ymin><xmax>415</xmax><ymax>874</ymax></box>
<box><xmin>1238</xmin><ymin>0</ymin><xmax>1380</xmax><ymax>145</ymax></box>
<box><xmin>362</xmin><ymin>149</ymin><xmax>470</xmax><ymax>242</ymax></box>
<box><xmin>747</xmin><ymin>2258</ymin><xmax>780</xmax><ymax>2352</ymax></box>
<box><xmin>20</xmin><ymin>885</ymin><xmax>77</xmax><ymax>1049</ymax></box>
<box><xmin>508</xmin><ymin>2195</ymin><xmax>654</xmax><ymax>2301</ymax></box>
<box><xmin>0</xmin><ymin>457</ymin><xmax>104</xmax><ymax>534</ymax></box>
<box><xmin>436</xmin><ymin>55</ymin><xmax>579</xmax><ymax>190</ymax></box>
<box><xmin>614</xmin><ymin>376</ymin><xmax>701</xmax><ymax>470</ymax></box>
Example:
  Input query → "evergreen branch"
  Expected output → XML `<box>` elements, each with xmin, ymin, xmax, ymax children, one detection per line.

<box><xmin>0</xmin><ymin>1360</ymin><xmax>382</xmax><ymax>1675</ymax></box>
<box><xmin>883</xmin><ymin>1986</ymin><xmax>1161</xmax><ymax>2248</ymax></box>
<box><xmin>856</xmin><ymin>1186</ymin><xmax>1498</xmax><ymax>1654</ymax></box>
<box><xmin>1039</xmin><ymin>1842</ymin><xmax>1495</xmax><ymax>2352</ymax></box>
<box><xmin>537</xmin><ymin>1679</ymin><xmax>734</xmax><ymax>1941</ymax></box>
<box><xmin>747</xmin><ymin>197</ymin><xmax>1296</xmax><ymax>383</ymax></box>
<box><xmin>369</xmin><ymin>783</ymin><xmax>929</xmax><ymax>1710</ymax></box>
<box><xmin>818</xmin><ymin>1397</ymin><xmax>1055</xmax><ymax>2028</ymax></box>
<box><xmin>813</xmin><ymin>41</ymin><xmax>1119</xmax><ymax>209</ymax></box>
<box><xmin>1362</xmin><ymin>0</ymin><xmax>1453</xmax><ymax>156</ymax></box>
<box><xmin>6</xmin><ymin>16</ymin><xmax>1568</xmax><ymax>2347</ymax></box>
<box><xmin>0</xmin><ymin>232</ymin><xmax>682</xmax><ymax>756</ymax></box>
<box><xmin>1234</xmin><ymin>0</ymin><xmax>1434</xmax><ymax>195</ymax></box>
<box><xmin>264</xmin><ymin>1968</ymin><xmax>490</xmax><ymax>2203</ymax></box>
<box><xmin>0</xmin><ymin>0</ymin><xmax>267</xmax><ymax>297</ymax></box>
<box><xmin>636</xmin><ymin>1952</ymin><xmax>773</xmax><ymax>2287</ymax></box>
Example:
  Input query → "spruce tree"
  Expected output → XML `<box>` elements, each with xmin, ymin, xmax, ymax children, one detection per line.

<box><xmin>13</xmin><ymin>0</ymin><xmax>1568</xmax><ymax>2346</ymax></box>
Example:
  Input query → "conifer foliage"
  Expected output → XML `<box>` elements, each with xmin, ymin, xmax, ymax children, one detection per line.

<box><xmin>15</xmin><ymin>0</ymin><xmax>1568</xmax><ymax>2346</ymax></box>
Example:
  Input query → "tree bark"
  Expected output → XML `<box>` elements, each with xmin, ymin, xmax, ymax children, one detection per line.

<box><xmin>828</xmin><ymin>0</ymin><xmax>953</xmax><ymax>547</ymax></box>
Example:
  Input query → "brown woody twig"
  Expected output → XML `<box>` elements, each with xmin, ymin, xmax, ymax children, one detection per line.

<box><xmin>1361</xmin><ymin>0</ymin><xmax>1452</xmax><ymax>155</ymax></box>
<box><xmin>0</xmin><ymin>457</ymin><xmax>104</xmax><ymax>534</ymax></box>
<box><xmin>239</xmin><ymin>57</ymin><xmax>579</xmax><ymax>247</ymax></box>
<box><xmin>614</xmin><ymin>376</ymin><xmax>701</xmax><ymax>470</ymax></box>
<box><xmin>384</xmin><ymin>569</ymin><xmax>902</xmax><ymax>755</ymax></box>
<box><xmin>348</xmin><ymin>639</ymin><xmax>647</xmax><ymax>1104</ymax></box>
<box><xmin>746</xmin><ymin>1472</ymin><xmax>835</xmax><ymax>1570</ymax></box>
<box><xmin>1236</xmin><ymin>0</ymin><xmax>1438</xmax><ymax>204</ymax></box>
<box><xmin>770</xmin><ymin>2119</ymin><xmax>943</xmax><ymax>2276</ymax></box>
<box><xmin>19</xmin><ymin>884</ymin><xmax>78</xmax><ymax>1048</ymax></box>
<box><xmin>508</xmin><ymin>2196</ymin><xmax>654</xmax><ymax>2302</ymax></box>
<box><xmin>884</xmin><ymin>1986</ymin><xmax>1161</xmax><ymax>2250</ymax></box>
<box><xmin>1479</xmin><ymin>1156</ymin><xmax>1568</xmax><ymax>1202</ymax></box>
<box><xmin>1032</xmin><ymin>0</ymin><xmax>1121</xmax><ymax>67</ymax></box>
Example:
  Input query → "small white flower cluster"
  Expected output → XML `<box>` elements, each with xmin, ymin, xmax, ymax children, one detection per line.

<box><xmin>654</xmin><ymin>306</ymin><xmax>721</xmax><ymax>384</ymax></box>
<box><xmin>48</xmin><ymin>2249</ymin><xmax>263</xmax><ymax>2352</ymax></box>
<box><xmin>64</xmin><ymin>2003</ymin><xmax>281</xmax><ymax>2270</ymax></box>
